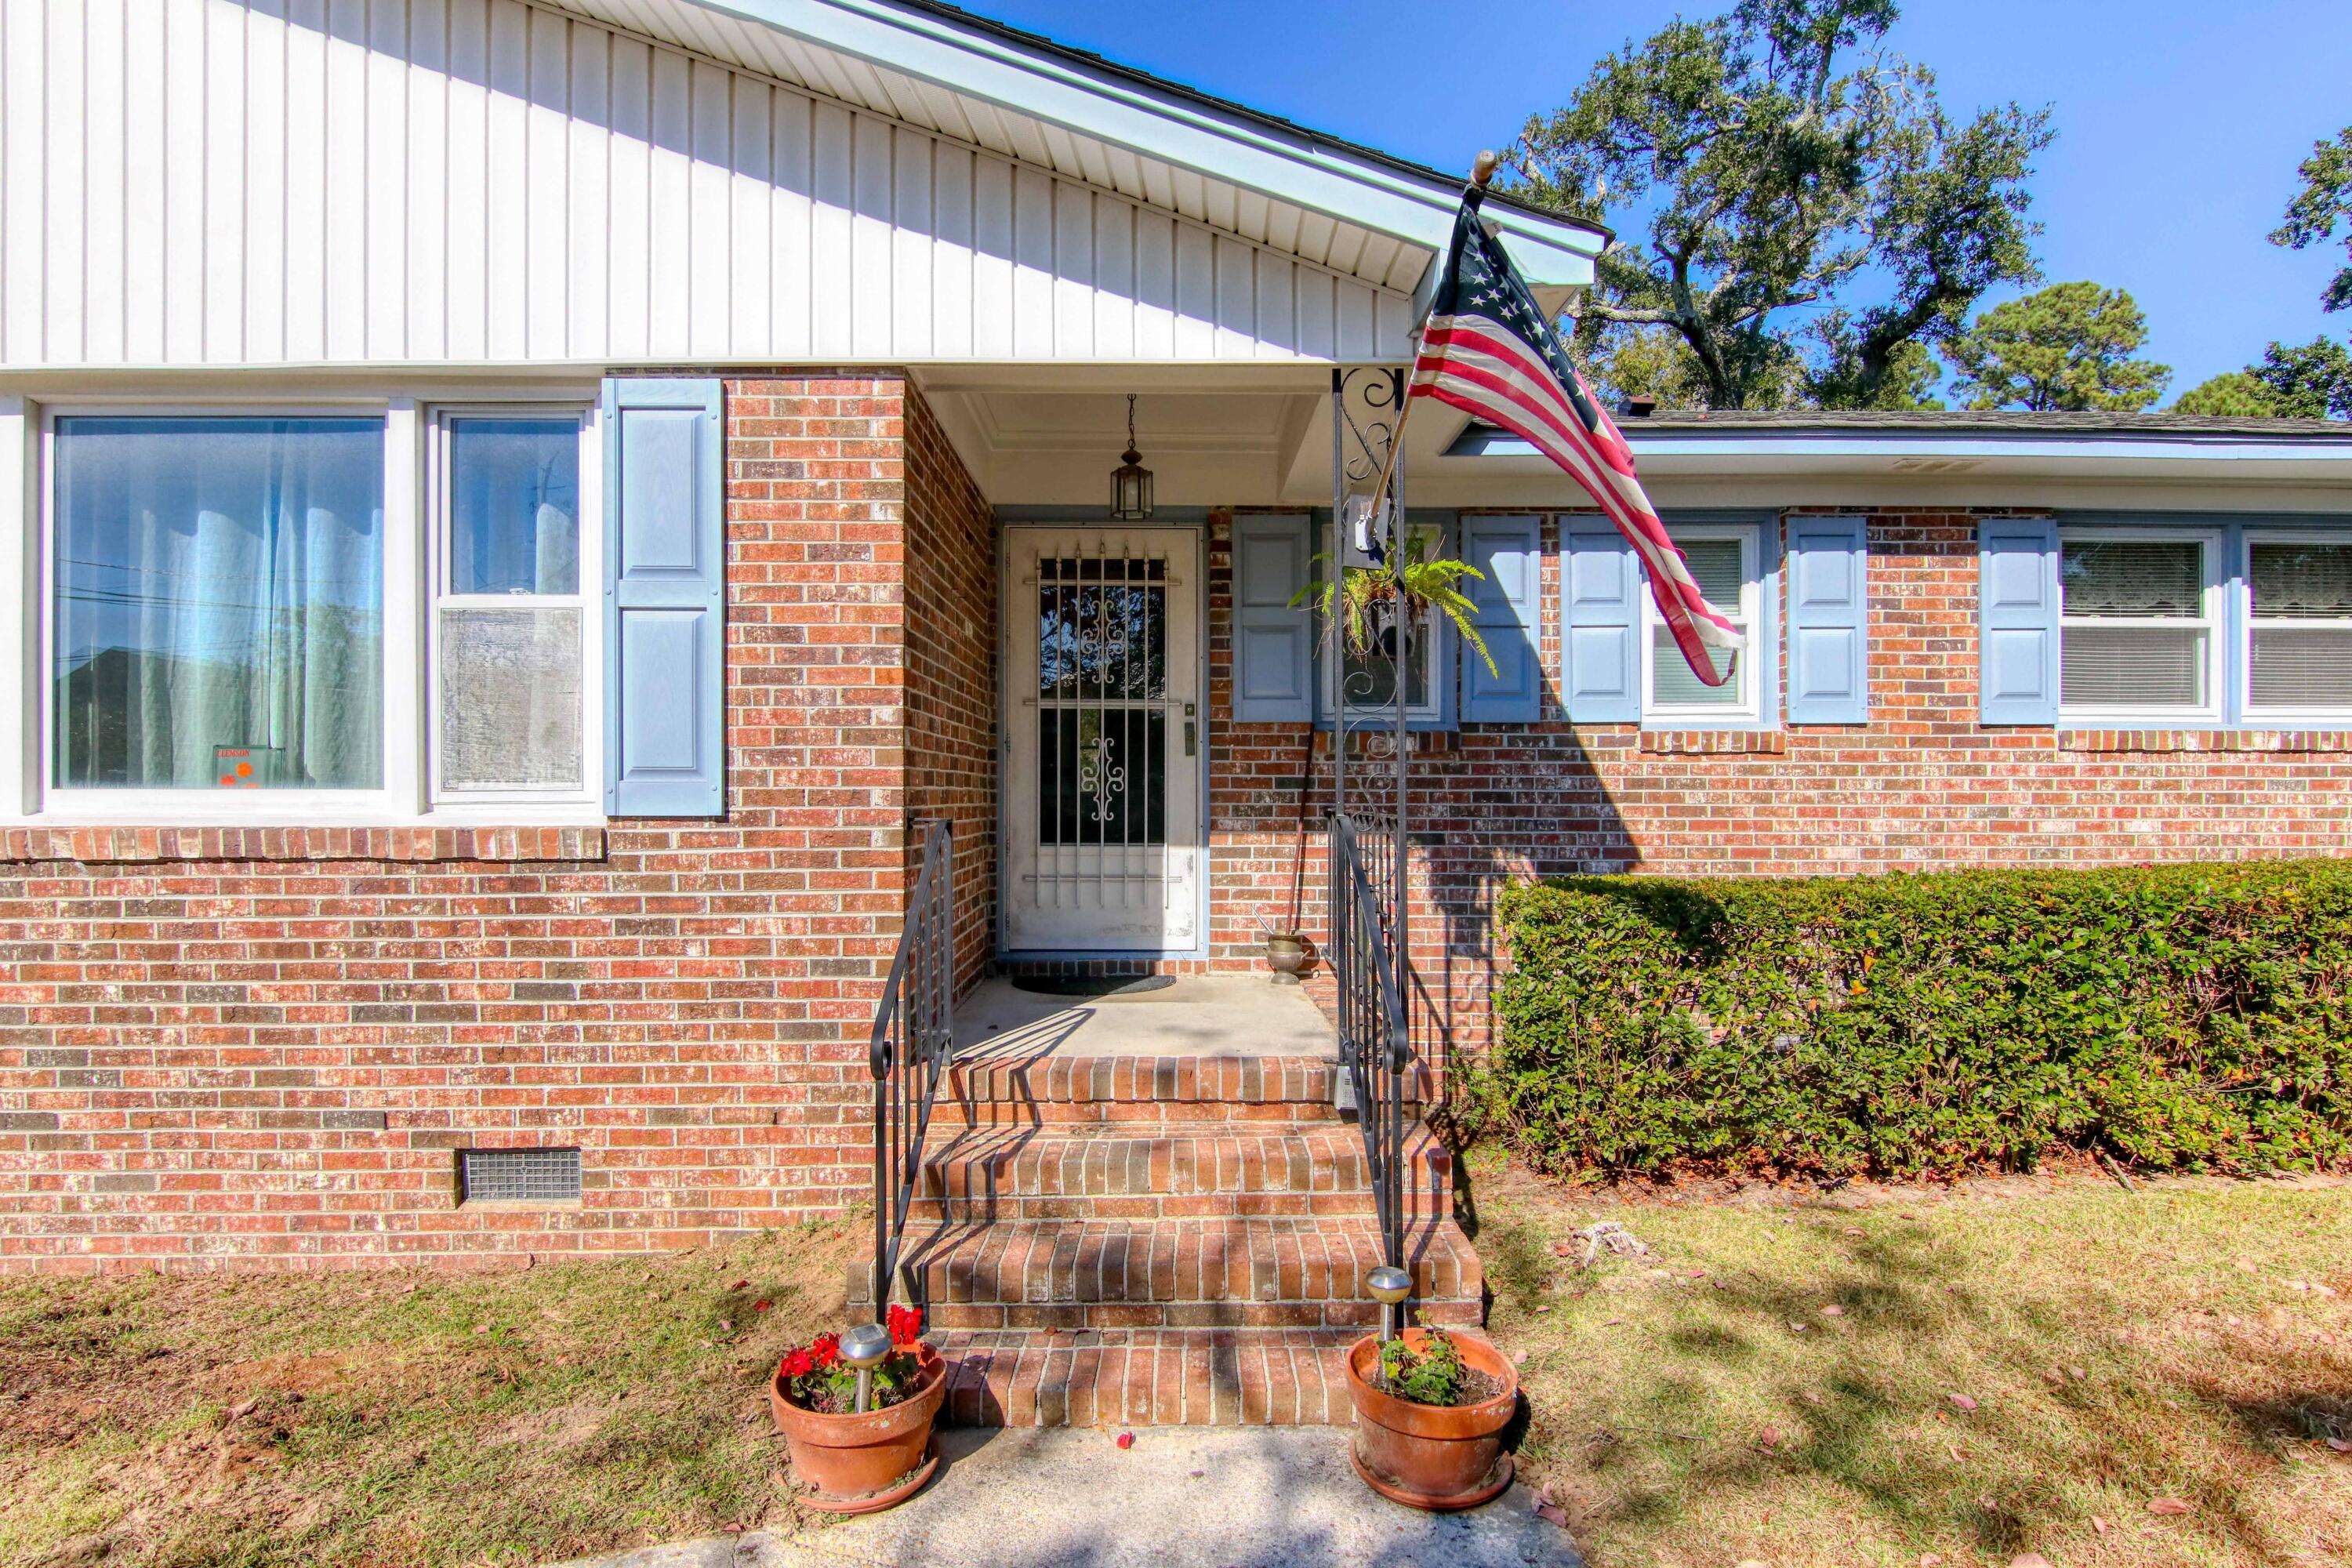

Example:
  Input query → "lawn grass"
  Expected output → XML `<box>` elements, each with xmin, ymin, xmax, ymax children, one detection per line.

<box><xmin>1475</xmin><ymin>1157</ymin><xmax>2352</xmax><ymax>1568</ymax></box>
<box><xmin>0</xmin><ymin>1219</ymin><xmax>856</xmax><ymax>1568</ymax></box>
<box><xmin>9</xmin><ymin>1181</ymin><xmax>2347</xmax><ymax>1568</ymax></box>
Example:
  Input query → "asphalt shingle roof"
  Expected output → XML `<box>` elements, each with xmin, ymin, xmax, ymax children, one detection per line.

<box><xmin>1620</xmin><ymin>408</ymin><xmax>2352</xmax><ymax>440</ymax></box>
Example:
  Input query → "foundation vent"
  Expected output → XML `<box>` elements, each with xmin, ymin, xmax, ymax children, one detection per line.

<box><xmin>458</xmin><ymin>1147</ymin><xmax>582</xmax><ymax>1204</ymax></box>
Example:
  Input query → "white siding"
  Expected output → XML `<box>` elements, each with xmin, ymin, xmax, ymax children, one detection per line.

<box><xmin>0</xmin><ymin>0</ymin><xmax>1416</xmax><ymax>368</ymax></box>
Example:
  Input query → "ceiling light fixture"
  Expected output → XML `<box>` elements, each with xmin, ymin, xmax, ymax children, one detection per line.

<box><xmin>1109</xmin><ymin>394</ymin><xmax>1154</xmax><ymax>519</ymax></box>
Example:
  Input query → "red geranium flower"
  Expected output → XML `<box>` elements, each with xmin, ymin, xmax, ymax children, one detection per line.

<box><xmin>810</xmin><ymin>1332</ymin><xmax>840</xmax><ymax>1371</ymax></box>
<box><xmin>887</xmin><ymin>1305</ymin><xmax>924</xmax><ymax>1348</ymax></box>
<box><xmin>780</xmin><ymin>1348</ymin><xmax>815</xmax><ymax>1380</ymax></box>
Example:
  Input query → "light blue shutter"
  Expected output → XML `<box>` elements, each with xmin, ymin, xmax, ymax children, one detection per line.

<box><xmin>1979</xmin><ymin>517</ymin><xmax>2060</xmax><ymax>725</ymax></box>
<box><xmin>1461</xmin><ymin>515</ymin><xmax>1542</xmax><ymax>722</ymax></box>
<box><xmin>1232</xmin><ymin>513</ymin><xmax>1314</xmax><ymax>722</ymax></box>
<box><xmin>603</xmin><ymin>378</ymin><xmax>726</xmax><ymax>815</ymax></box>
<box><xmin>1785</xmin><ymin>515</ymin><xmax>1869</xmax><ymax>724</ymax></box>
<box><xmin>1562</xmin><ymin>521</ymin><xmax>1641</xmax><ymax>722</ymax></box>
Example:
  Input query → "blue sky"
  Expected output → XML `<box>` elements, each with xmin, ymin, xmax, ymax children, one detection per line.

<box><xmin>971</xmin><ymin>0</ymin><xmax>2351</xmax><ymax>401</ymax></box>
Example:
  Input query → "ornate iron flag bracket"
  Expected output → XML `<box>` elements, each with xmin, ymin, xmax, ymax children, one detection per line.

<box><xmin>1327</xmin><ymin>366</ymin><xmax>1410</xmax><ymax>965</ymax></box>
<box><xmin>1326</xmin><ymin>365</ymin><xmax>1413</xmax><ymax>1223</ymax></box>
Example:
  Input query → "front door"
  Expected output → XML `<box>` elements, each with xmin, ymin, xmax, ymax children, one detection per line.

<box><xmin>1004</xmin><ymin>527</ymin><xmax>1200</xmax><ymax>953</ymax></box>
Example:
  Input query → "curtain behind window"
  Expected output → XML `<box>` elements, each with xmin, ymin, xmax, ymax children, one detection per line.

<box><xmin>53</xmin><ymin>418</ymin><xmax>385</xmax><ymax>789</ymax></box>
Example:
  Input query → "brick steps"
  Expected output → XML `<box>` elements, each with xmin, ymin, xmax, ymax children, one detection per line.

<box><xmin>934</xmin><ymin>1327</ymin><xmax>1392</xmax><ymax>1428</ymax></box>
<box><xmin>874</xmin><ymin>1042</ymin><xmax>1481</xmax><ymax>1425</ymax></box>
<box><xmin>907</xmin><ymin>1123</ymin><xmax>1452</xmax><ymax>1223</ymax></box>
<box><xmin>938</xmin><ymin>1053</ymin><xmax>1432</xmax><ymax>1127</ymax></box>
<box><xmin>860</xmin><ymin>1214</ymin><xmax>1480</xmax><ymax>1330</ymax></box>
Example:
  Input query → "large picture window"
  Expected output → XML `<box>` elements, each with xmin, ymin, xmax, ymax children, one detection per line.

<box><xmin>25</xmin><ymin>400</ymin><xmax>605</xmax><ymax>823</ymax></box>
<box><xmin>49</xmin><ymin>416</ymin><xmax>386</xmax><ymax>791</ymax></box>
<box><xmin>2057</xmin><ymin>529</ymin><xmax>2222</xmax><ymax>722</ymax></box>
<box><xmin>432</xmin><ymin>413</ymin><xmax>593</xmax><ymax>798</ymax></box>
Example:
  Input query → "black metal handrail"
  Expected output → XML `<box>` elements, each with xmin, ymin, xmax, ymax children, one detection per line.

<box><xmin>869</xmin><ymin>819</ymin><xmax>955</xmax><ymax>1312</ymax></box>
<box><xmin>1339</xmin><ymin>808</ymin><xmax>1403</xmax><ymax>953</ymax></box>
<box><xmin>1330</xmin><ymin>810</ymin><xmax>1410</xmax><ymax>1271</ymax></box>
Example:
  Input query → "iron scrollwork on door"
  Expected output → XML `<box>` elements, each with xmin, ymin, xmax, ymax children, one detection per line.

<box><xmin>1036</xmin><ymin>550</ymin><xmax>1169</xmax><ymax>849</ymax></box>
<box><xmin>1078</xmin><ymin>731</ymin><xmax>1127</xmax><ymax>825</ymax></box>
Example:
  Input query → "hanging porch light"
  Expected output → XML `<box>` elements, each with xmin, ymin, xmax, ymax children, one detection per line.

<box><xmin>1109</xmin><ymin>393</ymin><xmax>1154</xmax><ymax>519</ymax></box>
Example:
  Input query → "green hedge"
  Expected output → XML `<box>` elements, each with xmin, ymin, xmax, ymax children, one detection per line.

<box><xmin>1475</xmin><ymin>860</ymin><xmax>2352</xmax><ymax>1179</ymax></box>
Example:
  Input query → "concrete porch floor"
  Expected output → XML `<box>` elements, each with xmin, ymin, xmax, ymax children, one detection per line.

<box><xmin>953</xmin><ymin>976</ymin><xmax>1334</xmax><ymax>1060</ymax></box>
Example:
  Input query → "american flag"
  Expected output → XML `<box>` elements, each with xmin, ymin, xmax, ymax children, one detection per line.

<box><xmin>1408</xmin><ymin>194</ymin><xmax>1740</xmax><ymax>685</ymax></box>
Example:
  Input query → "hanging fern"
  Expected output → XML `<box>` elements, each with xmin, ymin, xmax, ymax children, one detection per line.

<box><xmin>1290</xmin><ymin>528</ymin><xmax>1497</xmax><ymax>677</ymax></box>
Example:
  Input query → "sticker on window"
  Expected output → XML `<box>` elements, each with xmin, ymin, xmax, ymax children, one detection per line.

<box><xmin>213</xmin><ymin>746</ymin><xmax>287</xmax><ymax>789</ymax></box>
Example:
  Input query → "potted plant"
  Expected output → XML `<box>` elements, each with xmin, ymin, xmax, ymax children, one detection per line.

<box><xmin>768</xmin><ymin>1304</ymin><xmax>947</xmax><ymax>1515</ymax></box>
<box><xmin>1344</xmin><ymin>1319</ymin><xmax>1521</xmax><ymax>1512</ymax></box>
<box><xmin>1292</xmin><ymin>528</ymin><xmax>1498</xmax><ymax>677</ymax></box>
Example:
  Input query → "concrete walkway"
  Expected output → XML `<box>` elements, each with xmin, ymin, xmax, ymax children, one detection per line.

<box><xmin>555</xmin><ymin>1426</ymin><xmax>1581</xmax><ymax>1568</ymax></box>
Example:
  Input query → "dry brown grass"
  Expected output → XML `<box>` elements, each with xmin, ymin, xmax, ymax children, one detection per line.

<box><xmin>0</xmin><ymin>1220</ymin><xmax>855</xmax><ymax>1568</ymax></box>
<box><xmin>1475</xmin><ymin>1156</ymin><xmax>2352</xmax><ymax>1568</ymax></box>
<box><xmin>10</xmin><ymin>1178</ymin><xmax>2347</xmax><ymax>1568</ymax></box>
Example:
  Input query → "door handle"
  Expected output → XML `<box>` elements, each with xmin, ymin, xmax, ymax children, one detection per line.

<box><xmin>1184</xmin><ymin>702</ymin><xmax>1196</xmax><ymax>757</ymax></box>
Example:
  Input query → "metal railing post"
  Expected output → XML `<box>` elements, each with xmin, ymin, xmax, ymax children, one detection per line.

<box><xmin>867</xmin><ymin>820</ymin><xmax>954</xmax><ymax>1316</ymax></box>
<box><xmin>1332</xmin><ymin>811</ymin><xmax>1410</xmax><ymax>1273</ymax></box>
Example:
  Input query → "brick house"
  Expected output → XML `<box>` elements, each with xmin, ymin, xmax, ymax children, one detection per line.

<box><xmin>5</xmin><ymin>0</ymin><xmax>2352</xmax><ymax>1424</ymax></box>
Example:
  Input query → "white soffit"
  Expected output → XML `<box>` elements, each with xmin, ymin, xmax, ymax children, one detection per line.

<box><xmin>1451</xmin><ymin>430</ymin><xmax>2352</xmax><ymax>483</ymax></box>
<box><xmin>558</xmin><ymin>0</ymin><xmax>1605</xmax><ymax>294</ymax></box>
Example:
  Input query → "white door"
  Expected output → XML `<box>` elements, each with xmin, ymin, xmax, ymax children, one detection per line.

<box><xmin>1004</xmin><ymin>527</ymin><xmax>1201</xmax><ymax>952</ymax></box>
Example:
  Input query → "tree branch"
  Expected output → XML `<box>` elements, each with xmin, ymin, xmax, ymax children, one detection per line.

<box><xmin>1583</xmin><ymin>303</ymin><xmax>1685</xmax><ymax>327</ymax></box>
<box><xmin>1665</xmin><ymin>252</ymin><xmax>1733</xmax><ymax>405</ymax></box>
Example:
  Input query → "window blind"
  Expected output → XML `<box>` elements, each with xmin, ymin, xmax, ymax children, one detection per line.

<box><xmin>2251</xmin><ymin>541</ymin><xmax>2352</xmax><ymax>710</ymax></box>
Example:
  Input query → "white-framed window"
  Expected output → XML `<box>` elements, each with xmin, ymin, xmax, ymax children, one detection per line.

<box><xmin>2241</xmin><ymin>531</ymin><xmax>2352</xmax><ymax>722</ymax></box>
<box><xmin>1319</xmin><ymin>527</ymin><xmax>1450</xmax><ymax>728</ymax></box>
<box><xmin>427</xmin><ymin>408</ymin><xmax>601</xmax><ymax>806</ymax></box>
<box><xmin>16</xmin><ymin>395</ymin><xmax>604</xmax><ymax>826</ymax></box>
<box><xmin>1330</xmin><ymin>604</ymin><xmax>1439</xmax><ymax>724</ymax></box>
<box><xmin>1641</xmin><ymin>524</ymin><xmax>1761</xmax><ymax>725</ymax></box>
<box><xmin>2057</xmin><ymin>527</ymin><xmax>2223</xmax><ymax>724</ymax></box>
<box><xmin>41</xmin><ymin>408</ymin><xmax>397</xmax><ymax>812</ymax></box>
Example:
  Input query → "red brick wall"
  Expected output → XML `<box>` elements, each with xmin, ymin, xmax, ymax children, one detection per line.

<box><xmin>1201</xmin><ymin>509</ymin><xmax>2352</xmax><ymax>1065</ymax></box>
<box><xmin>0</xmin><ymin>373</ymin><xmax>992</xmax><ymax>1273</ymax></box>
<box><xmin>1205</xmin><ymin>509</ymin><xmax>1332</xmax><ymax>965</ymax></box>
<box><xmin>902</xmin><ymin>391</ymin><xmax>1000</xmax><ymax>988</ymax></box>
<box><xmin>14</xmin><ymin>434</ymin><xmax>2352</xmax><ymax>1270</ymax></box>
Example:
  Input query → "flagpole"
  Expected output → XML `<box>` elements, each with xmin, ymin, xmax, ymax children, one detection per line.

<box><xmin>1355</xmin><ymin>151</ymin><xmax>1497</xmax><ymax>528</ymax></box>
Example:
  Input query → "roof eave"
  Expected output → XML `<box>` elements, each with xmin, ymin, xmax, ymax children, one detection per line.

<box><xmin>1446</xmin><ymin>428</ymin><xmax>2352</xmax><ymax>484</ymax></box>
<box><xmin>675</xmin><ymin>0</ymin><xmax>1606</xmax><ymax>288</ymax></box>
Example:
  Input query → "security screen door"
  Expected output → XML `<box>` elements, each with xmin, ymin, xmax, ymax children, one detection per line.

<box><xmin>1003</xmin><ymin>528</ymin><xmax>1200</xmax><ymax>952</ymax></box>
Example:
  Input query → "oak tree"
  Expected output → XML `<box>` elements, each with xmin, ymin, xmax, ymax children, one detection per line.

<box><xmin>2272</xmin><ymin>125</ymin><xmax>2352</xmax><ymax>315</ymax></box>
<box><xmin>2238</xmin><ymin>130</ymin><xmax>2352</xmax><ymax>420</ymax></box>
<box><xmin>1508</xmin><ymin>0</ymin><xmax>2051</xmax><ymax>410</ymax></box>
<box><xmin>2250</xmin><ymin>337</ymin><xmax>2352</xmax><ymax>421</ymax></box>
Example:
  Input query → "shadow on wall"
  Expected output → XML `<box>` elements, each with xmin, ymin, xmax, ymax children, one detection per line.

<box><xmin>1295</xmin><ymin>650</ymin><xmax>1640</xmax><ymax>1130</ymax></box>
<box><xmin>240</xmin><ymin>0</ymin><xmax>1392</xmax><ymax>361</ymax></box>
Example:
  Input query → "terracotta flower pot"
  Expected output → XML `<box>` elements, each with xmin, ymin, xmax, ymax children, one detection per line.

<box><xmin>769</xmin><ymin>1342</ymin><xmax>948</xmax><ymax>1514</ymax></box>
<box><xmin>1343</xmin><ymin>1329</ymin><xmax>1519</xmax><ymax>1512</ymax></box>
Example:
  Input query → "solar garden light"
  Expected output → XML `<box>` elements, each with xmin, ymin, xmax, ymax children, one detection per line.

<box><xmin>1367</xmin><ymin>1265</ymin><xmax>1414</xmax><ymax>1350</ymax></box>
<box><xmin>842</xmin><ymin>1322</ymin><xmax>892</xmax><ymax>1414</ymax></box>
